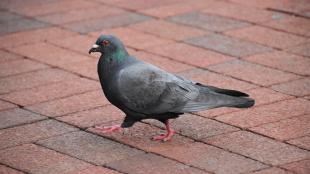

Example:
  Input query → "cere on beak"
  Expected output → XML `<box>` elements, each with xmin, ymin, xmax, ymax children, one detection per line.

<box><xmin>89</xmin><ymin>44</ymin><xmax>99</xmax><ymax>54</ymax></box>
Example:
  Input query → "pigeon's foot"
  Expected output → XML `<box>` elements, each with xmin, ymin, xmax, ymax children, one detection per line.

<box><xmin>152</xmin><ymin>119</ymin><xmax>175</xmax><ymax>141</ymax></box>
<box><xmin>95</xmin><ymin>124</ymin><xmax>122</xmax><ymax>133</ymax></box>
<box><xmin>152</xmin><ymin>130</ymin><xmax>175</xmax><ymax>141</ymax></box>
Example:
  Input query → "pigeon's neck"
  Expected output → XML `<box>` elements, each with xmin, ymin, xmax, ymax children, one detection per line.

<box><xmin>102</xmin><ymin>49</ymin><xmax>128</xmax><ymax>64</ymax></box>
<box><xmin>98</xmin><ymin>50</ymin><xmax>132</xmax><ymax>79</ymax></box>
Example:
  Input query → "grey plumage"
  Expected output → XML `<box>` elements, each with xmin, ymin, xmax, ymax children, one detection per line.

<box><xmin>89</xmin><ymin>35</ymin><xmax>254</xmax><ymax>131</ymax></box>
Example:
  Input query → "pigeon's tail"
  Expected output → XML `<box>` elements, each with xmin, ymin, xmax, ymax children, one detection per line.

<box><xmin>230</xmin><ymin>97</ymin><xmax>255</xmax><ymax>108</ymax></box>
<box><xmin>174</xmin><ymin>84</ymin><xmax>255</xmax><ymax>113</ymax></box>
<box><xmin>200</xmin><ymin>84</ymin><xmax>255</xmax><ymax>108</ymax></box>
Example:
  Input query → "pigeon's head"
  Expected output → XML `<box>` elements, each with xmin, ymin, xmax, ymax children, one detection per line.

<box><xmin>89</xmin><ymin>35</ymin><xmax>128</xmax><ymax>57</ymax></box>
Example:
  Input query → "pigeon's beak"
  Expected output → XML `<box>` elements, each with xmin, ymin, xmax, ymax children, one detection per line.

<box><xmin>88</xmin><ymin>44</ymin><xmax>99</xmax><ymax>54</ymax></box>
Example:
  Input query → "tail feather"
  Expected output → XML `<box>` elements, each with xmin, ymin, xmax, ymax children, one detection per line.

<box><xmin>196</xmin><ymin>83</ymin><xmax>249</xmax><ymax>97</ymax></box>
<box><xmin>232</xmin><ymin>98</ymin><xmax>255</xmax><ymax>108</ymax></box>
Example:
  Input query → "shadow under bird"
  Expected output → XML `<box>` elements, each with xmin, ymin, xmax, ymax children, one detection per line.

<box><xmin>89</xmin><ymin>35</ymin><xmax>255</xmax><ymax>141</ymax></box>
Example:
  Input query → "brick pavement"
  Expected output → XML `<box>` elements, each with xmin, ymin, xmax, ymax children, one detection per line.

<box><xmin>0</xmin><ymin>0</ymin><xmax>309</xmax><ymax>174</ymax></box>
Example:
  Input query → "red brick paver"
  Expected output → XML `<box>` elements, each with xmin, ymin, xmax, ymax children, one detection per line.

<box><xmin>271</xmin><ymin>78</ymin><xmax>310</xmax><ymax>97</ymax></box>
<box><xmin>27</xmin><ymin>90</ymin><xmax>108</xmax><ymax>117</ymax></box>
<box><xmin>0</xmin><ymin>119</ymin><xmax>77</xmax><ymax>149</ymax></box>
<box><xmin>250</xmin><ymin>114</ymin><xmax>310</xmax><ymax>141</ymax></box>
<box><xmin>159</xmin><ymin>142</ymin><xmax>267</xmax><ymax>174</ymax></box>
<box><xmin>225</xmin><ymin>26</ymin><xmax>308</xmax><ymax>49</ymax></box>
<box><xmin>208</xmin><ymin>60</ymin><xmax>300</xmax><ymax>86</ymax></box>
<box><xmin>204</xmin><ymin>131</ymin><xmax>310</xmax><ymax>165</ymax></box>
<box><xmin>0</xmin><ymin>108</ymin><xmax>46</xmax><ymax>129</ymax></box>
<box><xmin>0</xmin><ymin>144</ymin><xmax>92</xmax><ymax>174</ymax></box>
<box><xmin>0</xmin><ymin>27</ymin><xmax>77</xmax><ymax>48</ymax></box>
<box><xmin>148</xmin><ymin>42</ymin><xmax>235</xmax><ymax>68</ymax></box>
<box><xmin>0</xmin><ymin>59</ymin><xmax>49</xmax><ymax>77</ymax></box>
<box><xmin>37</xmin><ymin>131</ymin><xmax>144</xmax><ymax>165</ymax></box>
<box><xmin>287</xmin><ymin>136</ymin><xmax>310</xmax><ymax>150</ymax></box>
<box><xmin>216</xmin><ymin>98</ymin><xmax>310</xmax><ymax>128</ymax></box>
<box><xmin>0</xmin><ymin>165</ymin><xmax>24</xmax><ymax>174</ymax></box>
<box><xmin>249</xmin><ymin>167</ymin><xmax>294</xmax><ymax>174</ymax></box>
<box><xmin>1</xmin><ymin>1</ymin><xmax>309</xmax><ymax>174</ymax></box>
<box><xmin>130</xmin><ymin>20</ymin><xmax>207</xmax><ymax>41</ymax></box>
<box><xmin>0</xmin><ymin>100</ymin><xmax>17</xmax><ymax>111</ymax></box>
<box><xmin>244</xmin><ymin>51</ymin><xmax>310</xmax><ymax>76</ymax></box>
<box><xmin>281</xmin><ymin>159</ymin><xmax>310</xmax><ymax>174</ymax></box>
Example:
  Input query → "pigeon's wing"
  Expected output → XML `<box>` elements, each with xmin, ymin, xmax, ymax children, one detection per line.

<box><xmin>117</xmin><ymin>62</ymin><xmax>200</xmax><ymax>115</ymax></box>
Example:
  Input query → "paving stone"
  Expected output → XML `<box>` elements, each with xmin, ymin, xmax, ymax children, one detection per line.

<box><xmin>107</xmin><ymin>0</ymin><xmax>183</xmax><ymax>11</ymax></box>
<box><xmin>196</xmin><ymin>107</ymin><xmax>241</xmax><ymax>118</ymax></box>
<box><xmin>226</xmin><ymin>26</ymin><xmax>308</xmax><ymax>49</ymax></box>
<box><xmin>0</xmin><ymin>27</ymin><xmax>77</xmax><ymax>48</ymax></box>
<box><xmin>271</xmin><ymin>78</ymin><xmax>310</xmax><ymax>97</ymax></box>
<box><xmin>0</xmin><ymin>68</ymin><xmax>78</xmax><ymax>94</ymax></box>
<box><xmin>281</xmin><ymin>159</ymin><xmax>310</xmax><ymax>174</ymax></box>
<box><xmin>0</xmin><ymin>108</ymin><xmax>46</xmax><ymax>129</ymax></box>
<box><xmin>186</xmin><ymin>33</ymin><xmax>272</xmax><ymax>57</ymax></box>
<box><xmin>107</xmin><ymin>153</ymin><xmax>209</xmax><ymax>174</ymax></box>
<box><xmin>93</xmin><ymin>27</ymin><xmax>173</xmax><ymax>50</ymax></box>
<box><xmin>159</xmin><ymin>142</ymin><xmax>267</xmax><ymax>174</ymax></box>
<box><xmin>169</xmin><ymin>11</ymin><xmax>250</xmax><ymax>32</ymax></box>
<box><xmin>0</xmin><ymin>59</ymin><xmax>48</xmax><ymax>77</ymax></box>
<box><xmin>0</xmin><ymin>119</ymin><xmax>77</xmax><ymax>149</ymax></box>
<box><xmin>132</xmin><ymin>50</ymin><xmax>193</xmax><ymax>73</ymax></box>
<box><xmin>1</xmin><ymin>78</ymin><xmax>100</xmax><ymax>106</ymax></box>
<box><xmin>247</xmin><ymin>87</ymin><xmax>293</xmax><ymax>106</ymax></box>
<box><xmin>250</xmin><ymin>114</ymin><xmax>310</xmax><ymax>141</ymax></box>
<box><xmin>208</xmin><ymin>60</ymin><xmax>300</xmax><ymax>86</ymax></box>
<box><xmin>286</xmin><ymin>42</ymin><xmax>310</xmax><ymax>57</ymax></box>
<box><xmin>304</xmin><ymin>95</ymin><xmax>310</xmax><ymax>100</ymax></box>
<box><xmin>0</xmin><ymin>0</ymin><xmax>59</xmax><ymax>9</ymax></box>
<box><xmin>204</xmin><ymin>131</ymin><xmax>310</xmax><ymax>165</ymax></box>
<box><xmin>148</xmin><ymin>42</ymin><xmax>235</xmax><ymax>68</ymax></box>
<box><xmin>216</xmin><ymin>98</ymin><xmax>310</xmax><ymax>128</ymax></box>
<box><xmin>37</xmin><ymin>131</ymin><xmax>143</xmax><ymax>165</ymax></box>
<box><xmin>59</xmin><ymin>59</ymin><xmax>99</xmax><ymax>80</ymax></box>
<box><xmin>0</xmin><ymin>164</ymin><xmax>24</xmax><ymax>174</ymax></box>
<box><xmin>0</xmin><ymin>144</ymin><xmax>92</xmax><ymax>174</ymax></box>
<box><xmin>287</xmin><ymin>136</ymin><xmax>310</xmax><ymax>150</ymax></box>
<box><xmin>249</xmin><ymin>167</ymin><xmax>294</xmax><ymax>174</ymax></box>
<box><xmin>67</xmin><ymin>166</ymin><xmax>121</xmax><ymax>174</ymax></box>
<box><xmin>262</xmin><ymin>16</ymin><xmax>310</xmax><ymax>37</ymax></box>
<box><xmin>36</xmin><ymin>4</ymin><xmax>124</xmax><ymax>25</ymax></box>
<box><xmin>0</xmin><ymin>50</ymin><xmax>23</xmax><ymax>63</ymax></box>
<box><xmin>201</xmin><ymin>0</ymin><xmax>287</xmax><ymax>23</ymax></box>
<box><xmin>57</xmin><ymin>105</ymin><xmax>124</xmax><ymax>128</ymax></box>
<box><xmin>63</xmin><ymin>12</ymin><xmax>151</xmax><ymax>34</ymax></box>
<box><xmin>0</xmin><ymin>10</ymin><xmax>23</xmax><ymax>22</ymax></box>
<box><xmin>245</xmin><ymin>51</ymin><xmax>310</xmax><ymax>76</ymax></box>
<box><xmin>178</xmin><ymin>68</ymin><xmax>257</xmax><ymax>91</ymax></box>
<box><xmin>89</xmin><ymin>122</ymin><xmax>195</xmax><ymax>154</ymax></box>
<box><xmin>0</xmin><ymin>18</ymin><xmax>49</xmax><ymax>36</ymax></box>
<box><xmin>10</xmin><ymin>42</ymin><xmax>91</xmax><ymax>68</ymax></box>
<box><xmin>130</xmin><ymin>20</ymin><xmax>207</xmax><ymax>41</ymax></box>
<box><xmin>10</xmin><ymin>0</ymin><xmax>99</xmax><ymax>17</ymax></box>
<box><xmin>48</xmin><ymin>34</ymin><xmax>97</xmax><ymax>55</ymax></box>
<box><xmin>164</xmin><ymin>114</ymin><xmax>238</xmax><ymax>140</ymax></box>
<box><xmin>139</xmin><ymin>1</ymin><xmax>207</xmax><ymax>18</ymax></box>
<box><xmin>0</xmin><ymin>100</ymin><xmax>16</xmax><ymax>111</ymax></box>
<box><xmin>228</xmin><ymin>0</ymin><xmax>310</xmax><ymax>14</ymax></box>
<box><xmin>27</xmin><ymin>90</ymin><xmax>109</xmax><ymax>117</ymax></box>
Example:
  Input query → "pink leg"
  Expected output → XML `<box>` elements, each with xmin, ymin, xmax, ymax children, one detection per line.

<box><xmin>152</xmin><ymin>120</ymin><xmax>175</xmax><ymax>141</ymax></box>
<box><xmin>95</xmin><ymin>124</ymin><xmax>122</xmax><ymax>133</ymax></box>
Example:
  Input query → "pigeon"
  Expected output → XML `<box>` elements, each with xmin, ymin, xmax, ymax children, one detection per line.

<box><xmin>89</xmin><ymin>35</ymin><xmax>254</xmax><ymax>141</ymax></box>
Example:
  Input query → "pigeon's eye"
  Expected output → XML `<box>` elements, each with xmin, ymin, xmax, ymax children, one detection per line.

<box><xmin>102</xmin><ymin>40</ymin><xmax>110</xmax><ymax>46</ymax></box>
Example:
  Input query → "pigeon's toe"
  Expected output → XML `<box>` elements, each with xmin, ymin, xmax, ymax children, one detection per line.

<box><xmin>95</xmin><ymin>124</ymin><xmax>122</xmax><ymax>133</ymax></box>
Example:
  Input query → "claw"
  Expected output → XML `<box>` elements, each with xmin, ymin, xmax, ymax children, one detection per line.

<box><xmin>152</xmin><ymin>120</ymin><xmax>175</xmax><ymax>141</ymax></box>
<box><xmin>95</xmin><ymin>124</ymin><xmax>122</xmax><ymax>133</ymax></box>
